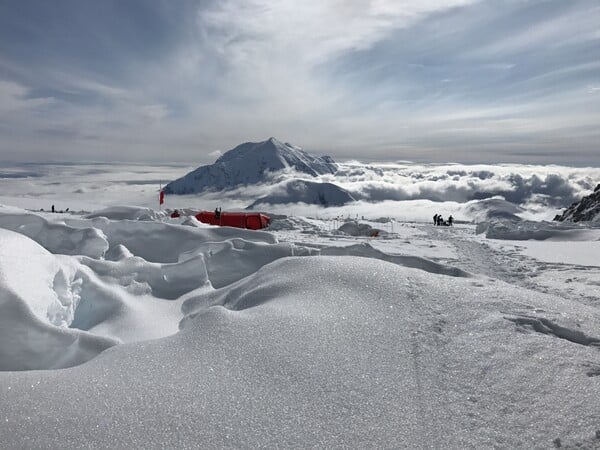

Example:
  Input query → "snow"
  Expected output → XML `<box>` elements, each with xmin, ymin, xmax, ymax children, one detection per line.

<box><xmin>0</xmin><ymin>163</ymin><xmax>600</xmax><ymax>448</ymax></box>
<box><xmin>508</xmin><ymin>240</ymin><xmax>600</xmax><ymax>267</ymax></box>
<box><xmin>164</xmin><ymin>137</ymin><xmax>338</xmax><ymax>195</ymax></box>
<box><xmin>247</xmin><ymin>178</ymin><xmax>355</xmax><ymax>208</ymax></box>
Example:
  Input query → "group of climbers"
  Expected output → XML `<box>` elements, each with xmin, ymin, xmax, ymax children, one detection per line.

<box><xmin>433</xmin><ymin>213</ymin><xmax>453</xmax><ymax>227</ymax></box>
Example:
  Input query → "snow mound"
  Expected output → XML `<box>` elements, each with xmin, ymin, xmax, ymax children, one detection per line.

<box><xmin>77</xmin><ymin>253</ymin><xmax>210</xmax><ymax>300</ymax></box>
<box><xmin>554</xmin><ymin>183</ymin><xmax>600</xmax><ymax>223</ymax></box>
<box><xmin>476</xmin><ymin>219</ymin><xmax>597</xmax><ymax>240</ymax></box>
<box><xmin>65</xmin><ymin>216</ymin><xmax>277</xmax><ymax>263</ymax></box>
<box><xmin>268</xmin><ymin>215</ymin><xmax>323</xmax><ymax>232</ymax></box>
<box><xmin>0</xmin><ymin>212</ymin><xmax>108</xmax><ymax>258</ymax></box>
<box><xmin>164</xmin><ymin>137</ymin><xmax>337</xmax><ymax>194</ymax></box>
<box><xmin>86</xmin><ymin>206</ymin><xmax>166</xmax><ymax>221</ymax></box>
<box><xmin>338</xmin><ymin>220</ymin><xmax>384</xmax><ymax>237</ymax></box>
<box><xmin>321</xmin><ymin>242</ymin><xmax>471</xmax><ymax>277</ymax></box>
<box><xmin>247</xmin><ymin>179</ymin><xmax>355</xmax><ymax>208</ymax></box>
<box><xmin>178</xmin><ymin>239</ymin><xmax>317</xmax><ymax>289</ymax></box>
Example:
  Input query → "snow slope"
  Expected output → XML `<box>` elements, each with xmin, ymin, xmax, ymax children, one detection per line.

<box><xmin>0</xmin><ymin>196</ymin><xmax>600</xmax><ymax>447</ymax></box>
<box><xmin>247</xmin><ymin>178</ymin><xmax>356</xmax><ymax>208</ymax></box>
<box><xmin>164</xmin><ymin>137</ymin><xmax>338</xmax><ymax>194</ymax></box>
<box><xmin>1</xmin><ymin>228</ymin><xmax>600</xmax><ymax>447</ymax></box>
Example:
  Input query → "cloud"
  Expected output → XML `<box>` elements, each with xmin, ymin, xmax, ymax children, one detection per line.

<box><xmin>325</xmin><ymin>162</ymin><xmax>600</xmax><ymax>208</ymax></box>
<box><xmin>141</xmin><ymin>104</ymin><xmax>169</xmax><ymax>122</ymax></box>
<box><xmin>208</xmin><ymin>150</ymin><xmax>223</xmax><ymax>160</ymax></box>
<box><xmin>0</xmin><ymin>80</ymin><xmax>53</xmax><ymax>115</ymax></box>
<box><xmin>0</xmin><ymin>0</ymin><xmax>599</xmax><ymax>164</ymax></box>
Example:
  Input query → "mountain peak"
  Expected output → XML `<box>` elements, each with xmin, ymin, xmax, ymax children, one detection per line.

<box><xmin>164</xmin><ymin>138</ymin><xmax>338</xmax><ymax>195</ymax></box>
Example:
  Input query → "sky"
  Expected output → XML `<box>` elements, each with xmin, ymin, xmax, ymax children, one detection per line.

<box><xmin>0</xmin><ymin>0</ymin><xmax>599</xmax><ymax>165</ymax></box>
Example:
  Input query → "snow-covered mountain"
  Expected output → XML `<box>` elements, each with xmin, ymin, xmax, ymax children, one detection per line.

<box><xmin>246</xmin><ymin>179</ymin><xmax>355</xmax><ymax>209</ymax></box>
<box><xmin>164</xmin><ymin>138</ymin><xmax>338</xmax><ymax>194</ymax></box>
<box><xmin>554</xmin><ymin>184</ymin><xmax>600</xmax><ymax>223</ymax></box>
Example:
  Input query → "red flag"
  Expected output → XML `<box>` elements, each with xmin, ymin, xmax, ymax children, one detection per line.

<box><xmin>159</xmin><ymin>191</ymin><xmax>165</xmax><ymax>205</ymax></box>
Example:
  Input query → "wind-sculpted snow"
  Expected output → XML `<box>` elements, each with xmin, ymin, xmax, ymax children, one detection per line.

<box><xmin>0</xmin><ymin>209</ymin><xmax>314</xmax><ymax>370</ymax></box>
<box><xmin>65</xmin><ymin>216</ymin><xmax>277</xmax><ymax>263</ymax></box>
<box><xmin>476</xmin><ymin>219</ymin><xmax>598</xmax><ymax>241</ymax></box>
<box><xmin>178</xmin><ymin>238</ymin><xmax>318</xmax><ymax>289</ymax></box>
<box><xmin>85</xmin><ymin>205</ymin><xmax>167</xmax><ymax>221</ymax></box>
<box><xmin>0</xmin><ymin>212</ymin><xmax>108</xmax><ymax>258</ymax></box>
<box><xmin>0</xmin><ymin>229</ymin><xmax>117</xmax><ymax>371</ymax></box>
<box><xmin>321</xmin><ymin>242</ymin><xmax>471</xmax><ymax>278</ymax></box>
<box><xmin>77</xmin><ymin>253</ymin><xmax>210</xmax><ymax>300</ymax></box>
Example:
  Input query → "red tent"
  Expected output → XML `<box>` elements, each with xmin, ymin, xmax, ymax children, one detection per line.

<box><xmin>195</xmin><ymin>211</ymin><xmax>270</xmax><ymax>230</ymax></box>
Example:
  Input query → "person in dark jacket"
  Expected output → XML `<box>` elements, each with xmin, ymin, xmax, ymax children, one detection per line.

<box><xmin>433</xmin><ymin>213</ymin><xmax>438</xmax><ymax>226</ymax></box>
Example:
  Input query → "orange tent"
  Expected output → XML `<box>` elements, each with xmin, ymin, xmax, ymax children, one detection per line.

<box><xmin>195</xmin><ymin>211</ymin><xmax>270</xmax><ymax>230</ymax></box>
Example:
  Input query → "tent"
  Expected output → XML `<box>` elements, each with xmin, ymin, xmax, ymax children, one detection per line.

<box><xmin>195</xmin><ymin>211</ymin><xmax>270</xmax><ymax>230</ymax></box>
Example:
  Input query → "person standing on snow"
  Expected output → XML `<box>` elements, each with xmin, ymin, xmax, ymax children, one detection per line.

<box><xmin>433</xmin><ymin>213</ymin><xmax>438</xmax><ymax>226</ymax></box>
<box><xmin>448</xmin><ymin>215</ymin><xmax>454</xmax><ymax>226</ymax></box>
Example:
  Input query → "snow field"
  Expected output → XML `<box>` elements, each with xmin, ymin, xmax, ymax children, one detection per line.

<box><xmin>0</xmin><ymin>202</ymin><xmax>599</xmax><ymax>447</ymax></box>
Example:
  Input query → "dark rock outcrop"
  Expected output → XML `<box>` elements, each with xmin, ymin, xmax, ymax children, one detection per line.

<box><xmin>554</xmin><ymin>184</ymin><xmax>600</xmax><ymax>222</ymax></box>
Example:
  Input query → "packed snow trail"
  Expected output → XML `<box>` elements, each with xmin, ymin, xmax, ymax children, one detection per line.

<box><xmin>422</xmin><ymin>224</ymin><xmax>600</xmax><ymax>306</ymax></box>
<box><xmin>425</xmin><ymin>225</ymin><xmax>531</xmax><ymax>284</ymax></box>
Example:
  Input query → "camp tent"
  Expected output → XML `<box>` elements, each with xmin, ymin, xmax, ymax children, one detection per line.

<box><xmin>195</xmin><ymin>211</ymin><xmax>270</xmax><ymax>230</ymax></box>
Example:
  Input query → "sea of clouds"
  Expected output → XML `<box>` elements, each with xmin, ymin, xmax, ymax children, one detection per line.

<box><xmin>0</xmin><ymin>161</ymin><xmax>598</xmax><ymax>222</ymax></box>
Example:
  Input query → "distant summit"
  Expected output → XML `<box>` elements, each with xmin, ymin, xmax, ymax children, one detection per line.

<box><xmin>554</xmin><ymin>184</ymin><xmax>600</xmax><ymax>223</ymax></box>
<box><xmin>164</xmin><ymin>138</ymin><xmax>338</xmax><ymax>194</ymax></box>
